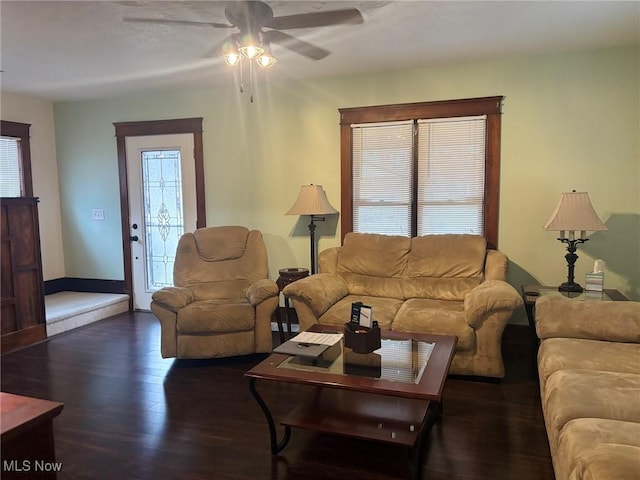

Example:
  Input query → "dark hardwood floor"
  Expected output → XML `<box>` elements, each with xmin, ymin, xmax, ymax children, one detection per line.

<box><xmin>1</xmin><ymin>313</ymin><xmax>553</xmax><ymax>480</ymax></box>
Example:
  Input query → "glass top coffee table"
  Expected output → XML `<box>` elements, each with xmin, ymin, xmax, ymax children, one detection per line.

<box><xmin>245</xmin><ymin>324</ymin><xmax>457</xmax><ymax>479</ymax></box>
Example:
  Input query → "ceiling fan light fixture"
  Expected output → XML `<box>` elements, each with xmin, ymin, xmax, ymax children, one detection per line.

<box><xmin>256</xmin><ymin>53</ymin><xmax>277</xmax><ymax>68</ymax></box>
<box><xmin>256</xmin><ymin>45</ymin><xmax>277</xmax><ymax>68</ymax></box>
<box><xmin>238</xmin><ymin>33</ymin><xmax>264</xmax><ymax>59</ymax></box>
<box><xmin>239</xmin><ymin>43</ymin><xmax>264</xmax><ymax>59</ymax></box>
<box><xmin>223</xmin><ymin>51</ymin><xmax>241</xmax><ymax>66</ymax></box>
<box><xmin>222</xmin><ymin>39</ymin><xmax>241</xmax><ymax>66</ymax></box>
<box><xmin>126</xmin><ymin>1</ymin><xmax>364</xmax><ymax>103</ymax></box>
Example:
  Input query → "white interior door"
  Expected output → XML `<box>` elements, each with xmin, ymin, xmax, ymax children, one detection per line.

<box><xmin>126</xmin><ymin>134</ymin><xmax>197</xmax><ymax>310</ymax></box>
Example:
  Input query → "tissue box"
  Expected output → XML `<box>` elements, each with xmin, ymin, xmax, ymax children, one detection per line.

<box><xmin>585</xmin><ymin>272</ymin><xmax>604</xmax><ymax>292</ymax></box>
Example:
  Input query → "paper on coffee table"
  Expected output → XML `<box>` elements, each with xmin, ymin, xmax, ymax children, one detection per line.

<box><xmin>294</xmin><ymin>331</ymin><xmax>343</xmax><ymax>346</ymax></box>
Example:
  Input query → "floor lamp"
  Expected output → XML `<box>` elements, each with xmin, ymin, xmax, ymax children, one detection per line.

<box><xmin>286</xmin><ymin>184</ymin><xmax>338</xmax><ymax>274</ymax></box>
<box><xmin>544</xmin><ymin>191</ymin><xmax>608</xmax><ymax>292</ymax></box>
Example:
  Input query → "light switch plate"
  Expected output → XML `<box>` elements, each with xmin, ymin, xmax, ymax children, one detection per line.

<box><xmin>92</xmin><ymin>209</ymin><xmax>104</xmax><ymax>221</ymax></box>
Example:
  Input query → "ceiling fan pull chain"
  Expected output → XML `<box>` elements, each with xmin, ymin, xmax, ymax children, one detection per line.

<box><xmin>250</xmin><ymin>59</ymin><xmax>255</xmax><ymax>103</ymax></box>
<box><xmin>239</xmin><ymin>56</ymin><xmax>244</xmax><ymax>94</ymax></box>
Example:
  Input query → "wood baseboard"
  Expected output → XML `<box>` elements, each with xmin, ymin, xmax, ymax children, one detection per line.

<box><xmin>1</xmin><ymin>324</ymin><xmax>47</xmax><ymax>355</ymax></box>
<box><xmin>44</xmin><ymin>278</ymin><xmax>126</xmax><ymax>295</ymax></box>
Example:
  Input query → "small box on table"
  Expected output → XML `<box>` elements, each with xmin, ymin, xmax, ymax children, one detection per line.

<box><xmin>585</xmin><ymin>272</ymin><xmax>604</xmax><ymax>292</ymax></box>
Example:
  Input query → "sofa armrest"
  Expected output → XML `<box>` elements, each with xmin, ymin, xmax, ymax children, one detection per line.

<box><xmin>464</xmin><ymin>280</ymin><xmax>523</xmax><ymax>329</ymax></box>
<box><xmin>535</xmin><ymin>295</ymin><xmax>640</xmax><ymax>342</ymax></box>
<box><xmin>283</xmin><ymin>273</ymin><xmax>349</xmax><ymax>319</ymax></box>
<box><xmin>484</xmin><ymin>249</ymin><xmax>508</xmax><ymax>281</ymax></box>
<box><xmin>318</xmin><ymin>247</ymin><xmax>340</xmax><ymax>274</ymax></box>
<box><xmin>151</xmin><ymin>286</ymin><xmax>194</xmax><ymax>312</ymax></box>
<box><xmin>246</xmin><ymin>279</ymin><xmax>279</xmax><ymax>306</ymax></box>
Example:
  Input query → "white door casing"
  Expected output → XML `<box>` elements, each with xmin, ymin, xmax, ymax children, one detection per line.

<box><xmin>125</xmin><ymin>134</ymin><xmax>197</xmax><ymax>310</ymax></box>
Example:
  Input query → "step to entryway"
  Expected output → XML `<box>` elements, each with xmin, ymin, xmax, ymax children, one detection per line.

<box><xmin>45</xmin><ymin>291</ymin><xmax>129</xmax><ymax>337</ymax></box>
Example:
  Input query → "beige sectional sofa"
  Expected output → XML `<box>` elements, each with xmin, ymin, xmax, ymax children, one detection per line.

<box><xmin>535</xmin><ymin>296</ymin><xmax>640</xmax><ymax>480</ymax></box>
<box><xmin>283</xmin><ymin>232</ymin><xmax>523</xmax><ymax>378</ymax></box>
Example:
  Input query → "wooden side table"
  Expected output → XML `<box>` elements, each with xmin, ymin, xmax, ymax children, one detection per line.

<box><xmin>521</xmin><ymin>284</ymin><xmax>629</xmax><ymax>343</ymax></box>
<box><xmin>275</xmin><ymin>268</ymin><xmax>309</xmax><ymax>343</ymax></box>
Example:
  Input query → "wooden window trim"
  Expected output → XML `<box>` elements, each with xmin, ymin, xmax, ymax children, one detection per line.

<box><xmin>1</xmin><ymin>120</ymin><xmax>33</xmax><ymax>197</ymax></box>
<box><xmin>339</xmin><ymin>96</ymin><xmax>503</xmax><ymax>249</ymax></box>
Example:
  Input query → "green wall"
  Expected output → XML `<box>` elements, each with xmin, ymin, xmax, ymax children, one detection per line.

<box><xmin>54</xmin><ymin>45</ymin><xmax>640</xmax><ymax>320</ymax></box>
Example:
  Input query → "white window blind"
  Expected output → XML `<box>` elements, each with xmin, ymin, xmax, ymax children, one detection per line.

<box><xmin>0</xmin><ymin>136</ymin><xmax>22</xmax><ymax>197</ymax></box>
<box><xmin>352</xmin><ymin>121</ymin><xmax>413</xmax><ymax>235</ymax></box>
<box><xmin>417</xmin><ymin>116</ymin><xmax>486</xmax><ymax>236</ymax></box>
<box><xmin>350</xmin><ymin>115</ymin><xmax>486</xmax><ymax>237</ymax></box>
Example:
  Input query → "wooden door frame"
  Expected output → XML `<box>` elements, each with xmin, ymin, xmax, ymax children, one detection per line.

<box><xmin>114</xmin><ymin>118</ymin><xmax>206</xmax><ymax>310</ymax></box>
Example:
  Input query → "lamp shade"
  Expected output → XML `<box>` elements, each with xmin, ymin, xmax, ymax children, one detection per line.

<box><xmin>544</xmin><ymin>191</ymin><xmax>608</xmax><ymax>232</ymax></box>
<box><xmin>286</xmin><ymin>184</ymin><xmax>338</xmax><ymax>216</ymax></box>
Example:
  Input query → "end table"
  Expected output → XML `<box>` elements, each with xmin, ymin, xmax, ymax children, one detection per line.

<box><xmin>275</xmin><ymin>268</ymin><xmax>309</xmax><ymax>343</ymax></box>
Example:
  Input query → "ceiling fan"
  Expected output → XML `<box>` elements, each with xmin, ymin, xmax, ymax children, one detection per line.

<box><xmin>123</xmin><ymin>1</ymin><xmax>364</xmax><ymax>62</ymax></box>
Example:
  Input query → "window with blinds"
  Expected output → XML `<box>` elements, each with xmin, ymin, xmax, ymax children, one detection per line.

<box><xmin>417</xmin><ymin>116</ymin><xmax>486</xmax><ymax>236</ymax></box>
<box><xmin>1</xmin><ymin>121</ymin><xmax>32</xmax><ymax>198</ymax></box>
<box><xmin>340</xmin><ymin>97</ymin><xmax>503</xmax><ymax>247</ymax></box>
<box><xmin>352</xmin><ymin>121</ymin><xmax>413</xmax><ymax>235</ymax></box>
<box><xmin>351</xmin><ymin>115</ymin><xmax>486</xmax><ymax>237</ymax></box>
<box><xmin>0</xmin><ymin>136</ymin><xmax>23</xmax><ymax>197</ymax></box>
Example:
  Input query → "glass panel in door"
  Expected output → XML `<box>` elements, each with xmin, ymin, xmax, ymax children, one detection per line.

<box><xmin>141</xmin><ymin>149</ymin><xmax>183</xmax><ymax>289</ymax></box>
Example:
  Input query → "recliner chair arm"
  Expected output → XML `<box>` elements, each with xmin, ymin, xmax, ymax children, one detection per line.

<box><xmin>283</xmin><ymin>273</ymin><xmax>349</xmax><ymax>319</ymax></box>
<box><xmin>246</xmin><ymin>279</ymin><xmax>279</xmax><ymax>306</ymax></box>
<box><xmin>151</xmin><ymin>286</ymin><xmax>194</xmax><ymax>312</ymax></box>
<box><xmin>464</xmin><ymin>280</ymin><xmax>523</xmax><ymax>329</ymax></box>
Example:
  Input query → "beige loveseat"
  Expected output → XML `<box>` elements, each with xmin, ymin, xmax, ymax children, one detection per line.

<box><xmin>535</xmin><ymin>296</ymin><xmax>640</xmax><ymax>480</ymax></box>
<box><xmin>283</xmin><ymin>232</ymin><xmax>523</xmax><ymax>378</ymax></box>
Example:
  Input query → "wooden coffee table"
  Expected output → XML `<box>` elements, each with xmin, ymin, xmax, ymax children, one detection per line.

<box><xmin>245</xmin><ymin>325</ymin><xmax>457</xmax><ymax>479</ymax></box>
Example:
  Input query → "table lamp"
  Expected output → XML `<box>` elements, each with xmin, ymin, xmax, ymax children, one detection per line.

<box><xmin>286</xmin><ymin>184</ymin><xmax>338</xmax><ymax>274</ymax></box>
<box><xmin>544</xmin><ymin>190</ymin><xmax>608</xmax><ymax>292</ymax></box>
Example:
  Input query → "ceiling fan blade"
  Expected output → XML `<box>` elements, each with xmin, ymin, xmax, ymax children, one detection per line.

<box><xmin>264</xmin><ymin>30</ymin><xmax>330</xmax><ymax>61</ymax></box>
<box><xmin>123</xmin><ymin>17</ymin><xmax>233</xmax><ymax>29</ymax></box>
<box><xmin>266</xmin><ymin>8</ymin><xmax>363</xmax><ymax>30</ymax></box>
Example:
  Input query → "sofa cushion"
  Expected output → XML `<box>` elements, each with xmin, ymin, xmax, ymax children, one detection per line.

<box><xmin>178</xmin><ymin>330</ymin><xmax>255</xmax><ymax>359</ymax></box>
<box><xmin>193</xmin><ymin>225</ymin><xmax>249</xmax><ymax>261</ymax></box>
<box><xmin>190</xmin><ymin>280</ymin><xmax>252</xmax><ymax>301</ymax></box>
<box><xmin>337</xmin><ymin>233</ymin><xmax>409</xmax><ymax>299</ymax></box>
<box><xmin>535</xmin><ymin>296</ymin><xmax>640</xmax><ymax>343</ymax></box>
<box><xmin>404</xmin><ymin>234</ymin><xmax>486</xmax><ymax>301</ymax></box>
<box><xmin>569</xmin><ymin>443</ymin><xmax>640</xmax><ymax>480</ymax></box>
<box><xmin>319</xmin><ymin>295</ymin><xmax>403</xmax><ymax>330</ymax></box>
<box><xmin>177</xmin><ymin>300</ymin><xmax>255</xmax><ymax>334</ymax></box>
<box><xmin>543</xmin><ymin>369</ymin><xmax>640</xmax><ymax>453</ymax></box>
<box><xmin>175</xmin><ymin>228</ymin><xmax>269</xmax><ymax>287</ymax></box>
<box><xmin>538</xmin><ymin>338</ymin><xmax>640</xmax><ymax>387</ymax></box>
<box><xmin>392</xmin><ymin>298</ymin><xmax>475</xmax><ymax>351</ymax></box>
<box><xmin>557</xmin><ymin>418</ymin><xmax>640</xmax><ymax>480</ymax></box>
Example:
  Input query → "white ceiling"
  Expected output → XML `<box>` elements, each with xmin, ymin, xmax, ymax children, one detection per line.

<box><xmin>1</xmin><ymin>1</ymin><xmax>638</xmax><ymax>102</ymax></box>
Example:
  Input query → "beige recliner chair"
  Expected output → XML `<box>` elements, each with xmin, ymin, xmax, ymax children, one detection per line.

<box><xmin>151</xmin><ymin>226</ymin><xmax>279</xmax><ymax>359</ymax></box>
